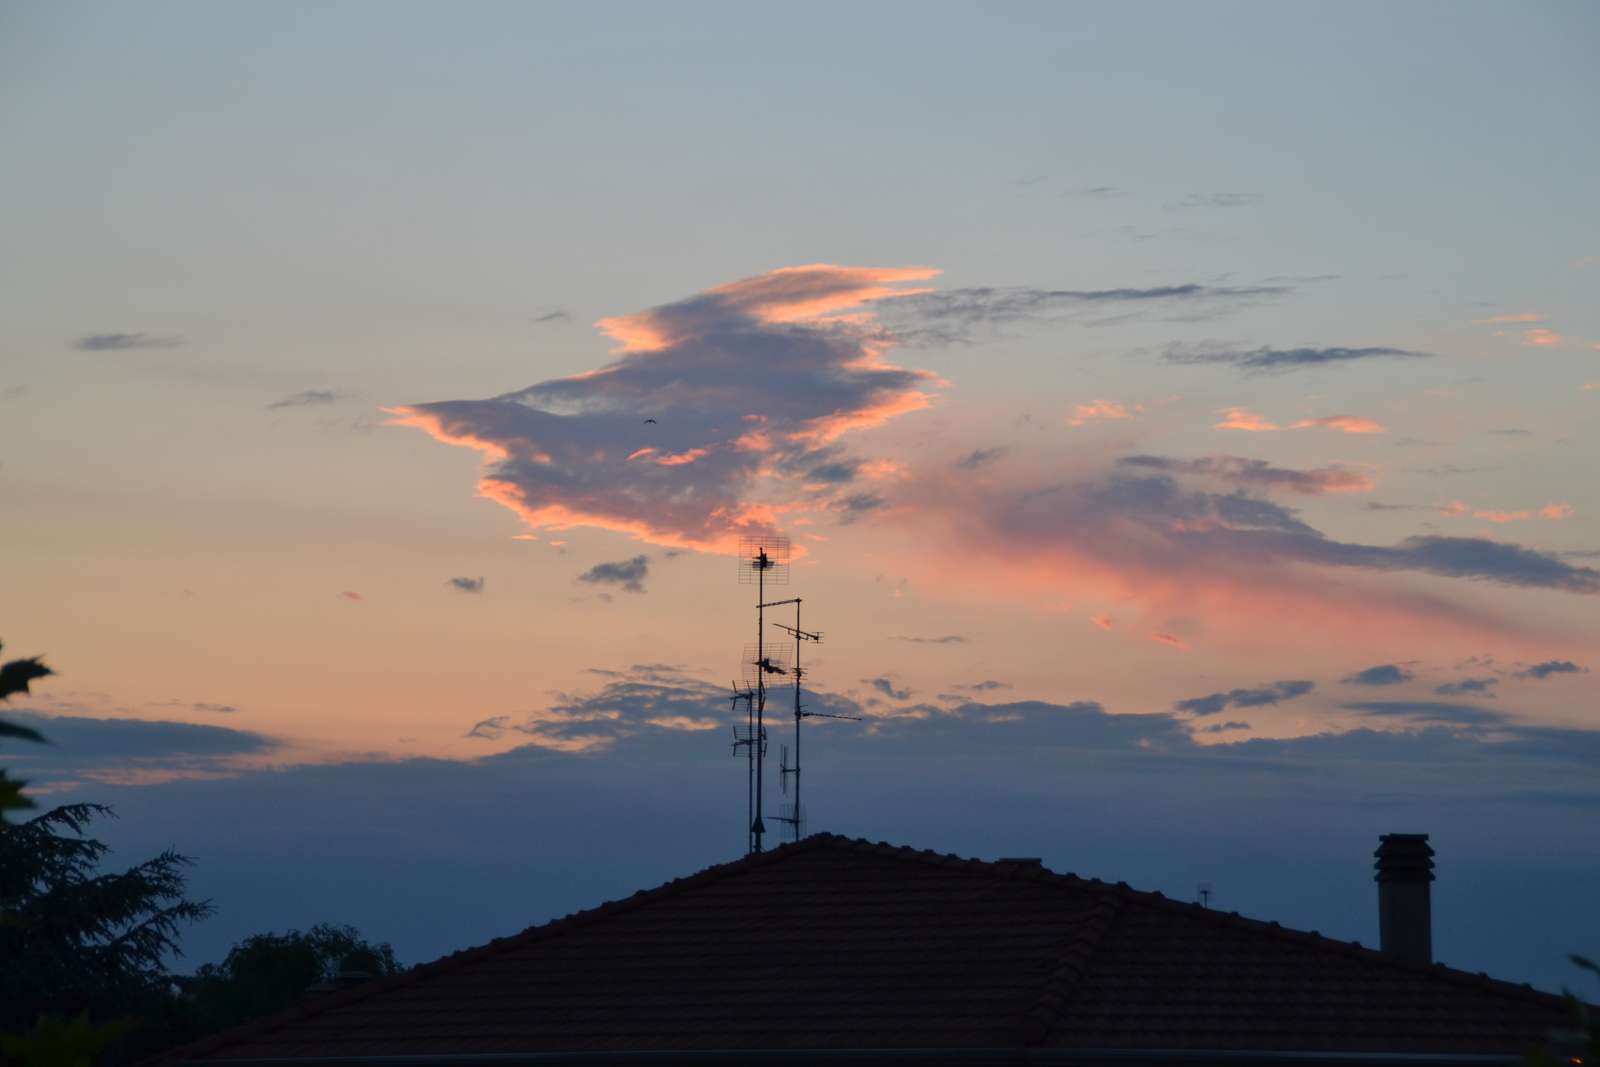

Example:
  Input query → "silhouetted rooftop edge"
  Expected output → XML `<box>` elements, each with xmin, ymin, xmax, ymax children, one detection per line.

<box><xmin>155</xmin><ymin>834</ymin><xmax>1581</xmax><ymax>1065</ymax></box>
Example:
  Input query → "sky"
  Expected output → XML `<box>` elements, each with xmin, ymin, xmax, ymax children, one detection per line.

<box><xmin>2</xmin><ymin>1</ymin><xmax>1598</xmax><ymax>994</ymax></box>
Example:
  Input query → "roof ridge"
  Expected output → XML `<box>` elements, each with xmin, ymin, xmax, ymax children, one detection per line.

<box><xmin>1016</xmin><ymin>890</ymin><xmax>1125</xmax><ymax>1045</ymax></box>
<box><xmin>151</xmin><ymin>836</ymin><xmax>836</xmax><ymax>1064</ymax></box>
<box><xmin>801</xmin><ymin>835</ymin><xmax>1573</xmax><ymax>1010</ymax></box>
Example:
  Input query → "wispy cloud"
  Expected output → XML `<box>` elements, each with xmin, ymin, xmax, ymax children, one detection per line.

<box><xmin>1518</xmin><ymin>660</ymin><xmax>1582</xmax><ymax>680</ymax></box>
<box><xmin>534</xmin><ymin>310</ymin><xmax>571</xmax><ymax>323</ymax></box>
<box><xmin>1214</xmin><ymin>407</ymin><xmax>1281</xmax><ymax>432</ymax></box>
<box><xmin>1342</xmin><ymin>664</ymin><xmax>1414</xmax><ymax>686</ymax></box>
<box><xmin>1168</xmin><ymin>343</ymin><xmax>1432</xmax><ymax>374</ymax></box>
<box><xmin>1521</xmin><ymin>328</ymin><xmax>1563</xmax><ymax>347</ymax></box>
<box><xmin>1166</xmin><ymin>192</ymin><xmax>1262</xmax><ymax>210</ymax></box>
<box><xmin>1174</xmin><ymin>679</ymin><xmax>1314</xmax><ymax>717</ymax></box>
<box><xmin>1442</xmin><ymin>500</ymin><xmax>1574</xmax><ymax>523</ymax></box>
<box><xmin>885</xmin><ymin>282</ymin><xmax>1290</xmax><ymax>345</ymax></box>
<box><xmin>863</xmin><ymin>676</ymin><xmax>913</xmax><ymax>701</ymax></box>
<box><xmin>1342</xmin><ymin>700</ymin><xmax>1506</xmax><ymax>727</ymax></box>
<box><xmin>891</xmin><ymin>634</ymin><xmax>968</xmax><ymax>645</ymax></box>
<box><xmin>73</xmin><ymin>332</ymin><xmax>186</xmax><ymax>351</ymax></box>
<box><xmin>338</xmin><ymin>591</ymin><xmax>364</xmax><ymax>602</ymax></box>
<box><xmin>1433</xmin><ymin>677</ymin><xmax>1497</xmax><ymax>697</ymax></box>
<box><xmin>1291</xmin><ymin>415</ymin><xmax>1386</xmax><ymax>434</ymax></box>
<box><xmin>447</xmin><ymin>576</ymin><xmax>485</xmax><ymax>594</ymax></box>
<box><xmin>1069</xmin><ymin>399</ymin><xmax>1139</xmax><ymax>427</ymax></box>
<box><xmin>578</xmin><ymin>556</ymin><xmax>649</xmax><ymax>594</ymax></box>
<box><xmin>1471</xmin><ymin>312</ymin><xmax>1543</xmax><ymax>325</ymax></box>
<box><xmin>954</xmin><ymin>447</ymin><xmax>1007</xmax><ymax>470</ymax></box>
<box><xmin>1119</xmin><ymin>455</ymin><xmax>1375</xmax><ymax>496</ymax></box>
<box><xmin>268</xmin><ymin>389</ymin><xmax>352</xmax><ymax>410</ymax></box>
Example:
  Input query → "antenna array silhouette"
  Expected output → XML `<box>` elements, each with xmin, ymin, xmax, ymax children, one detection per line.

<box><xmin>727</xmin><ymin>534</ymin><xmax>859</xmax><ymax>855</ymax></box>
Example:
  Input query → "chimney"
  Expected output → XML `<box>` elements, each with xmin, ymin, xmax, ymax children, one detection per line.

<box><xmin>1374</xmin><ymin>833</ymin><xmax>1434</xmax><ymax>965</ymax></box>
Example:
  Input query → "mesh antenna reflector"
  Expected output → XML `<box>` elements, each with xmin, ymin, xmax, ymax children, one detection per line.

<box><xmin>737</xmin><ymin>534</ymin><xmax>790</xmax><ymax>585</ymax></box>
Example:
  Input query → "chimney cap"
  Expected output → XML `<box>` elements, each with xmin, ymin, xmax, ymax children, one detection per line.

<box><xmin>1374</xmin><ymin>833</ymin><xmax>1434</xmax><ymax>882</ymax></box>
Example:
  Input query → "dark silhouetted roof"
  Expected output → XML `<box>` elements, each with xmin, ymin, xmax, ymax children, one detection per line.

<box><xmin>166</xmin><ymin>835</ymin><xmax>1571</xmax><ymax>1064</ymax></box>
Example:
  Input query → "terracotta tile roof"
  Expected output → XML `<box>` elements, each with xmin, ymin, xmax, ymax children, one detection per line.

<box><xmin>166</xmin><ymin>835</ymin><xmax>1573</xmax><ymax>1062</ymax></box>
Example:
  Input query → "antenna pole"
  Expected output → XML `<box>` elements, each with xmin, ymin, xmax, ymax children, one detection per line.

<box><xmin>753</xmin><ymin>550</ymin><xmax>767</xmax><ymax>853</ymax></box>
<box><xmin>792</xmin><ymin>599</ymin><xmax>803</xmax><ymax>844</ymax></box>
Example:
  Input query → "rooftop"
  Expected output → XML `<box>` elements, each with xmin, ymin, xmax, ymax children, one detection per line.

<box><xmin>164</xmin><ymin>834</ymin><xmax>1574</xmax><ymax>1064</ymax></box>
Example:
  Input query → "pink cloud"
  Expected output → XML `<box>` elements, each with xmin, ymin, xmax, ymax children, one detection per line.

<box><xmin>1443</xmin><ymin>501</ymin><xmax>1575</xmax><ymax>523</ymax></box>
<box><xmin>393</xmin><ymin>265</ymin><xmax>944</xmax><ymax>552</ymax></box>
<box><xmin>1089</xmin><ymin>614</ymin><xmax>1114</xmax><ymax>631</ymax></box>
<box><xmin>1149</xmin><ymin>632</ymin><xmax>1189</xmax><ymax>651</ymax></box>
<box><xmin>1069</xmin><ymin>399</ymin><xmax>1138</xmax><ymax>427</ymax></box>
<box><xmin>1214</xmin><ymin>407</ymin><xmax>1281</xmax><ymax>432</ymax></box>
<box><xmin>1291</xmin><ymin>415</ymin><xmax>1387</xmax><ymax>434</ymax></box>
<box><xmin>339</xmin><ymin>591</ymin><xmax>364</xmax><ymax>602</ymax></box>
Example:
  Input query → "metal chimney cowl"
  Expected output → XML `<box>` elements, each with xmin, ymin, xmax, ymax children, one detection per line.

<box><xmin>1374</xmin><ymin>833</ymin><xmax>1434</xmax><ymax>965</ymax></box>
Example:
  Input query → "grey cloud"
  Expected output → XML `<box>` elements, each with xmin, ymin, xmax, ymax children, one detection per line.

<box><xmin>448</xmin><ymin>576</ymin><xmax>485</xmax><ymax>594</ymax></box>
<box><xmin>1433</xmin><ymin>677</ymin><xmax>1498</xmax><ymax>697</ymax></box>
<box><xmin>73</xmin><ymin>332</ymin><xmax>186</xmax><ymax>351</ymax></box>
<box><xmin>891</xmin><ymin>635</ymin><xmax>968</xmax><ymax>645</ymax></box>
<box><xmin>1</xmin><ymin>711</ymin><xmax>275</xmax><ymax>786</ymax></box>
<box><xmin>1174</xmin><ymin>680</ymin><xmax>1314</xmax><ymax>717</ymax></box>
<box><xmin>1119</xmin><ymin>454</ymin><xmax>1371</xmax><ymax>496</ymax></box>
<box><xmin>1023</xmin><ymin>473</ymin><xmax>1600</xmax><ymax>594</ymax></box>
<box><xmin>834</xmin><ymin>492</ymin><xmax>886</xmax><ymax>524</ymax></box>
<box><xmin>1342</xmin><ymin>664</ymin><xmax>1414</xmax><ymax>686</ymax></box>
<box><xmin>1341</xmin><ymin>701</ymin><xmax>1508</xmax><ymax>727</ymax></box>
<box><xmin>466</xmin><ymin>715</ymin><xmax>509</xmax><ymax>740</ymax></box>
<box><xmin>806</xmin><ymin>460</ymin><xmax>860</xmax><ymax>484</ymax></box>
<box><xmin>962</xmin><ymin>680</ymin><xmax>1011</xmax><ymax>692</ymax></box>
<box><xmin>1167</xmin><ymin>192</ymin><xmax>1262</xmax><ymax>209</ymax></box>
<box><xmin>1519</xmin><ymin>660</ymin><xmax>1582</xmax><ymax>680</ymax></box>
<box><xmin>534</xmin><ymin>310</ymin><xmax>571</xmax><ymax>323</ymax></box>
<box><xmin>886</xmin><ymin>283</ymin><xmax>1290</xmax><ymax>345</ymax></box>
<box><xmin>191</xmin><ymin>702</ymin><xmax>240</xmax><ymax>714</ymax></box>
<box><xmin>863</xmin><ymin>677</ymin><xmax>913</xmax><ymax>701</ymax></box>
<box><xmin>578</xmin><ymin>556</ymin><xmax>649</xmax><ymax>594</ymax></box>
<box><xmin>954</xmin><ymin>447</ymin><xmax>1008</xmax><ymax>471</ymax></box>
<box><xmin>268</xmin><ymin>389</ymin><xmax>351</xmax><ymax>410</ymax></box>
<box><xmin>1198</xmin><ymin>721</ymin><xmax>1251</xmax><ymax>734</ymax></box>
<box><xmin>1164</xmin><ymin>343</ymin><xmax>1432</xmax><ymax>374</ymax></box>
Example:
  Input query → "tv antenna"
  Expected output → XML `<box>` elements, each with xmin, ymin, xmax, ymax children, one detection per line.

<box><xmin>1197</xmin><ymin>882</ymin><xmax>1214</xmax><ymax>909</ymax></box>
<box><xmin>771</xmin><ymin>600</ymin><xmax>859</xmax><ymax>845</ymax></box>
<box><xmin>734</xmin><ymin>535</ymin><xmax>789</xmax><ymax>854</ymax></box>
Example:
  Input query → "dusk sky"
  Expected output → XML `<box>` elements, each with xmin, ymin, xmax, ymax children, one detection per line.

<box><xmin>4</xmin><ymin>2</ymin><xmax>1598</xmax><ymax>993</ymax></box>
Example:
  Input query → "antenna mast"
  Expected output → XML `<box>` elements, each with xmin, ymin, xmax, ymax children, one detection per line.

<box><xmin>736</xmin><ymin>535</ymin><xmax>789</xmax><ymax>854</ymax></box>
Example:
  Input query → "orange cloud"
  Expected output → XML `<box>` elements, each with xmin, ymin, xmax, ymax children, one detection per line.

<box><xmin>595</xmin><ymin>264</ymin><xmax>940</xmax><ymax>353</ymax></box>
<box><xmin>1068</xmin><ymin>399</ymin><xmax>1138</xmax><ymax>427</ymax></box>
<box><xmin>1214</xmin><ymin>407</ymin><xmax>1281</xmax><ymax>432</ymax></box>
<box><xmin>1472</xmin><ymin>312</ymin><xmax>1543</xmax><ymax>325</ymax></box>
<box><xmin>339</xmin><ymin>591</ymin><xmax>363</xmax><ymax>602</ymax></box>
<box><xmin>1291</xmin><ymin>415</ymin><xmax>1387</xmax><ymax>434</ymax></box>
<box><xmin>1089</xmin><ymin>614</ymin><xmax>1114</xmax><ymax>631</ymax></box>
<box><xmin>1149</xmin><ymin>632</ymin><xmax>1189</xmax><ymax>651</ymax></box>
<box><xmin>1522</xmin><ymin>328</ymin><xmax>1563</xmax><ymax>347</ymax></box>
<box><xmin>398</xmin><ymin>265</ymin><xmax>943</xmax><ymax>552</ymax></box>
